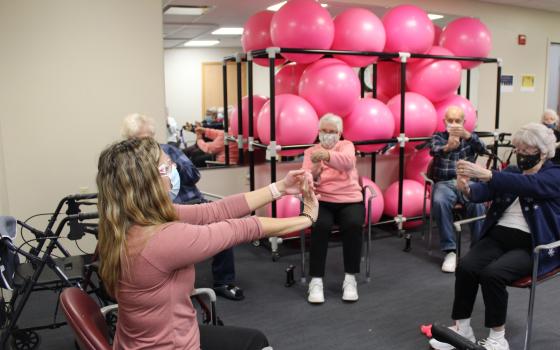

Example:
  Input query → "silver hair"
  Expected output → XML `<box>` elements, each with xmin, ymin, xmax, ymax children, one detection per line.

<box><xmin>120</xmin><ymin>113</ymin><xmax>155</xmax><ymax>139</ymax></box>
<box><xmin>319</xmin><ymin>113</ymin><xmax>343</xmax><ymax>133</ymax></box>
<box><xmin>542</xmin><ymin>109</ymin><xmax>559</xmax><ymax>124</ymax></box>
<box><xmin>512</xmin><ymin>122</ymin><xmax>557</xmax><ymax>159</ymax></box>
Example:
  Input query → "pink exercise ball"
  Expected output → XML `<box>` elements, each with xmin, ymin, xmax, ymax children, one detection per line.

<box><xmin>361</xmin><ymin>177</ymin><xmax>385</xmax><ymax>224</ymax></box>
<box><xmin>267</xmin><ymin>195</ymin><xmax>303</xmax><ymax>238</ymax></box>
<box><xmin>383</xmin><ymin>179</ymin><xmax>428</xmax><ymax>229</ymax></box>
<box><xmin>382</xmin><ymin>5</ymin><xmax>434</xmax><ymax>55</ymax></box>
<box><xmin>440</xmin><ymin>17</ymin><xmax>492</xmax><ymax>69</ymax></box>
<box><xmin>406</xmin><ymin>46</ymin><xmax>462</xmax><ymax>103</ymax></box>
<box><xmin>433</xmin><ymin>24</ymin><xmax>442</xmax><ymax>46</ymax></box>
<box><xmin>405</xmin><ymin>149</ymin><xmax>433</xmax><ymax>184</ymax></box>
<box><xmin>387</xmin><ymin>92</ymin><xmax>437</xmax><ymax>150</ymax></box>
<box><xmin>275</xmin><ymin>63</ymin><xmax>307</xmax><ymax>95</ymax></box>
<box><xmin>331</xmin><ymin>8</ymin><xmax>386</xmax><ymax>67</ymax></box>
<box><xmin>373</xmin><ymin>61</ymin><xmax>403</xmax><ymax>103</ymax></box>
<box><xmin>298</xmin><ymin>58</ymin><xmax>361</xmax><ymax>117</ymax></box>
<box><xmin>229</xmin><ymin>95</ymin><xmax>269</xmax><ymax>140</ymax></box>
<box><xmin>242</xmin><ymin>11</ymin><xmax>285</xmax><ymax>67</ymax></box>
<box><xmin>434</xmin><ymin>95</ymin><xmax>478</xmax><ymax>132</ymax></box>
<box><xmin>343</xmin><ymin>98</ymin><xmax>394</xmax><ymax>153</ymax></box>
<box><xmin>257</xmin><ymin>94</ymin><xmax>319</xmax><ymax>156</ymax></box>
<box><xmin>270</xmin><ymin>0</ymin><xmax>334</xmax><ymax>64</ymax></box>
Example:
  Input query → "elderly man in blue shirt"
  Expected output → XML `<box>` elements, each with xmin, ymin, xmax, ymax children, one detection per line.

<box><xmin>430</xmin><ymin>106</ymin><xmax>487</xmax><ymax>273</ymax></box>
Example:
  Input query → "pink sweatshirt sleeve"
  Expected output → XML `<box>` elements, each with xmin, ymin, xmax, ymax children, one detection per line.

<box><xmin>301</xmin><ymin>147</ymin><xmax>314</xmax><ymax>171</ymax></box>
<box><xmin>327</xmin><ymin>141</ymin><xmax>356</xmax><ymax>172</ymax></box>
<box><xmin>142</xmin><ymin>217</ymin><xmax>263</xmax><ymax>272</ymax></box>
<box><xmin>196</xmin><ymin>128</ymin><xmax>225</xmax><ymax>155</ymax></box>
<box><xmin>175</xmin><ymin>194</ymin><xmax>251</xmax><ymax>225</ymax></box>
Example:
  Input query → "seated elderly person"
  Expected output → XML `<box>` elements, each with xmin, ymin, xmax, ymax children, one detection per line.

<box><xmin>430</xmin><ymin>106</ymin><xmax>487</xmax><ymax>273</ymax></box>
<box><xmin>541</xmin><ymin>108</ymin><xmax>560</xmax><ymax>164</ymax></box>
<box><xmin>302</xmin><ymin>113</ymin><xmax>365</xmax><ymax>304</ymax></box>
<box><xmin>429</xmin><ymin>123</ymin><xmax>560</xmax><ymax>350</ymax></box>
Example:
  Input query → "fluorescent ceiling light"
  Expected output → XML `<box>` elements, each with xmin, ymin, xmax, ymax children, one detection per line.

<box><xmin>267</xmin><ymin>1</ymin><xmax>328</xmax><ymax>11</ymax></box>
<box><xmin>184</xmin><ymin>40</ymin><xmax>220</xmax><ymax>47</ymax></box>
<box><xmin>164</xmin><ymin>6</ymin><xmax>209</xmax><ymax>16</ymax></box>
<box><xmin>428</xmin><ymin>13</ymin><xmax>444</xmax><ymax>20</ymax></box>
<box><xmin>212</xmin><ymin>27</ymin><xmax>244</xmax><ymax>35</ymax></box>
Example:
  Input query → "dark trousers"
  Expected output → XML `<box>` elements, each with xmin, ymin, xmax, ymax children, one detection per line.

<box><xmin>452</xmin><ymin>225</ymin><xmax>532</xmax><ymax>328</ymax></box>
<box><xmin>184</xmin><ymin>145</ymin><xmax>213</xmax><ymax>167</ymax></box>
<box><xmin>199</xmin><ymin>325</ymin><xmax>269</xmax><ymax>350</ymax></box>
<box><xmin>212</xmin><ymin>247</ymin><xmax>235</xmax><ymax>286</ymax></box>
<box><xmin>310</xmin><ymin>201</ymin><xmax>365</xmax><ymax>277</ymax></box>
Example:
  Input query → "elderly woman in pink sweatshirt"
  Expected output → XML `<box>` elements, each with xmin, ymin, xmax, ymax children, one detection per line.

<box><xmin>302</xmin><ymin>113</ymin><xmax>365</xmax><ymax>304</ymax></box>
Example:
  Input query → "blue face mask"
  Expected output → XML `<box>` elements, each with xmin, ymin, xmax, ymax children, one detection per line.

<box><xmin>168</xmin><ymin>166</ymin><xmax>181</xmax><ymax>200</ymax></box>
<box><xmin>544</xmin><ymin>122</ymin><xmax>556</xmax><ymax>129</ymax></box>
<box><xmin>205</xmin><ymin>116</ymin><xmax>213</xmax><ymax>123</ymax></box>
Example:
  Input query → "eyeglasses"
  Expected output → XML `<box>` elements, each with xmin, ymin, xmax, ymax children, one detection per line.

<box><xmin>158</xmin><ymin>157</ymin><xmax>174</xmax><ymax>176</ymax></box>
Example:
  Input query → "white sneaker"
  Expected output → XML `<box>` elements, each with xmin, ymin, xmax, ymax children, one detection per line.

<box><xmin>307</xmin><ymin>278</ymin><xmax>324</xmax><ymax>304</ymax></box>
<box><xmin>477</xmin><ymin>338</ymin><xmax>510</xmax><ymax>350</ymax></box>
<box><xmin>428</xmin><ymin>325</ymin><xmax>476</xmax><ymax>350</ymax></box>
<box><xmin>342</xmin><ymin>277</ymin><xmax>358</xmax><ymax>302</ymax></box>
<box><xmin>442</xmin><ymin>252</ymin><xmax>457</xmax><ymax>273</ymax></box>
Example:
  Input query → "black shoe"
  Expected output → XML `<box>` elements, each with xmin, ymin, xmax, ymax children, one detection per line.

<box><xmin>213</xmin><ymin>284</ymin><xmax>245</xmax><ymax>301</ymax></box>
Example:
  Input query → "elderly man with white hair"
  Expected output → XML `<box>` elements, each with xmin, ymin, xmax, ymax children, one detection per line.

<box><xmin>302</xmin><ymin>113</ymin><xmax>365</xmax><ymax>304</ymax></box>
<box><xmin>541</xmin><ymin>108</ymin><xmax>560</xmax><ymax>163</ymax></box>
<box><xmin>429</xmin><ymin>123</ymin><xmax>560</xmax><ymax>350</ymax></box>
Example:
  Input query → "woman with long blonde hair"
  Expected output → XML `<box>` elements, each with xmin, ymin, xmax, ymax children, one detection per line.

<box><xmin>97</xmin><ymin>137</ymin><xmax>318</xmax><ymax>350</ymax></box>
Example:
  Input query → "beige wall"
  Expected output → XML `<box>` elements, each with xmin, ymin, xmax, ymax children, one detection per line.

<box><xmin>338</xmin><ymin>0</ymin><xmax>560</xmax><ymax>134</ymax></box>
<box><xmin>0</xmin><ymin>0</ymin><xmax>166</xmax><ymax>224</ymax></box>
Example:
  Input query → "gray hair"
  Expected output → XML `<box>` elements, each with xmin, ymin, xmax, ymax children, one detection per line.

<box><xmin>512</xmin><ymin>122</ymin><xmax>556</xmax><ymax>159</ymax></box>
<box><xmin>542</xmin><ymin>109</ymin><xmax>559</xmax><ymax>124</ymax></box>
<box><xmin>121</xmin><ymin>113</ymin><xmax>155</xmax><ymax>139</ymax></box>
<box><xmin>319</xmin><ymin>113</ymin><xmax>343</xmax><ymax>133</ymax></box>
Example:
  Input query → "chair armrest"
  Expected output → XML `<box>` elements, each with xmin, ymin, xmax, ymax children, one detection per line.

<box><xmin>205</xmin><ymin>160</ymin><xmax>226</xmax><ymax>167</ymax></box>
<box><xmin>362</xmin><ymin>185</ymin><xmax>377</xmax><ymax>199</ymax></box>
<box><xmin>100</xmin><ymin>304</ymin><xmax>118</xmax><ymax>317</ymax></box>
<box><xmin>200</xmin><ymin>192</ymin><xmax>224</xmax><ymax>201</ymax></box>
<box><xmin>420</xmin><ymin>172</ymin><xmax>434</xmax><ymax>186</ymax></box>
<box><xmin>453</xmin><ymin>215</ymin><xmax>486</xmax><ymax>232</ymax></box>
<box><xmin>192</xmin><ymin>288</ymin><xmax>217</xmax><ymax>303</ymax></box>
<box><xmin>534</xmin><ymin>239</ymin><xmax>560</xmax><ymax>253</ymax></box>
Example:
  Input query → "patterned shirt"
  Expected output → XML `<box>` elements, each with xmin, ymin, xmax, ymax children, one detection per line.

<box><xmin>160</xmin><ymin>144</ymin><xmax>204</xmax><ymax>204</ymax></box>
<box><xmin>429</xmin><ymin>132</ymin><xmax>486</xmax><ymax>182</ymax></box>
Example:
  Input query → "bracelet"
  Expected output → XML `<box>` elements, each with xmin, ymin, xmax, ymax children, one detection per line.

<box><xmin>300</xmin><ymin>213</ymin><xmax>316</xmax><ymax>225</ymax></box>
<box><xmin>268</xmin><ymin>182</ymin><xmax>282</xmax><ymax>199</ymax></box>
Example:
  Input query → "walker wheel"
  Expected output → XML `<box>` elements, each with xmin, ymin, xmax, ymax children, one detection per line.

<box><xmin>271</xmin><ymin>252</ymin><xmax>280</xmax><ymax>262</ymax></box>
<box><xmin>10</xmin><ymin>330</ymin><xmax>40</xmax><ymax>350</ymax></box>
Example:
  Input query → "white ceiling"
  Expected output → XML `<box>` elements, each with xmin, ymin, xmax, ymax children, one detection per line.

<box><xmin>162</xmin><ymin>0</ymin><xmax>560</xmax><ymax>49</ymax></box>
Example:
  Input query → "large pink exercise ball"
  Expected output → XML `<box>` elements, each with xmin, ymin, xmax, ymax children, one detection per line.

<box><xmin>373</xmin><ymin>61</ymin><xmax>403</xmax><ymax>103</ymax></box>
<box><xmin>229</xmin><ymin>95</ymin><xmax>268</xmax><ymax>140</ymax></box>
<box><xmin>331</xmin><ymin>8</ymin><xmax>386</xmax><ymax>67</ymax></box>
<box><xmin>433</xmin><ymin>24</ymin><xmax>442</xmax><ymax>46</ymax></box>
<box><xmin>434</xmin><ymin>95</ymin><xmax>477</xmax><ymax>132</ymax></box>
<box><xmin>343</xmin><ymin>98</ymin><xmax>394</xmax><ymax>153</ymax></box>
<box><xmin>387</xmin><ymin>92</ymin><xmax>437</xmax><ymax>141</ymax></box>
<box><xmin>275</xmin><ymin>63</ymin><xmax>307</xmax><ymax>95</ymax></box>
<box><xmin>406</xmin><ymin>46</ymin><xmax>462</xmax><ymax>103</ymax></box>
<box><xmin>270</xmin><ymin>0</ymin><xmax>334</xmax><ymax>64</ymax></box>
<box><xmin>382</xmin><ymin>5</ymin><xmax>434</xmax><ymax>55</ymax></box>
<box><xmin>257</xmin><ymin>94</ymin><xmax>319</xmax><ymax>156</ymax></box>
<box><xmin>440</xmin><ymin>17</ymin><xmax>492</xmax><ymax>69</ymax></box>
<box><xmin>361</xmin><ymin>177</ymin><xmax>385</xmax><ymax>224</ymax></box>
<box><xmin>405</xmin><ymin>149</ymin><xmax>432</xmax><ymax>184</ymax></box>
<box><xmin>298</xmin><ymin>58</ymin><xmax>361</xmax><ymax>117</ymax></box>
<box><xmin>383</xmin><ymin>179</ymin><xmax>428</xmax><ymax>229</ymax></box>
<box><xmin>266</xmin><ymin>195</ymin><xmax>303</xmax><ymax>238</ymax></box>
<box><xmin>242</xmin><ymin>11</ymin><xmax>285</xmax><ymax>66</ymax></box>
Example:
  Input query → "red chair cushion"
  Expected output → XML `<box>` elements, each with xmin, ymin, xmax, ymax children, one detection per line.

<box><xmin>511</xmin><ymin>267</ymin><xmax>560</xmax><ymax>288</ymax></box>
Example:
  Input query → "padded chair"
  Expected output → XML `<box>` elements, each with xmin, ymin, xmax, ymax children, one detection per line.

<box><xmin>453</xmin><ymin>216</ymin><xmax>560</xmax><ymax>350</ymax></box>
<box><xmin>60</xmin><ymin>287</ymin><xmax>218</xmax><ymax>350</ymax></box>
<box><xmin>299</xmin><ymin>180</ymin><xmax>378</xmax><ymax>284</ymax></box>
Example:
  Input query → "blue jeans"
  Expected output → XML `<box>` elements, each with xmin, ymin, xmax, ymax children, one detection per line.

<box><xmin>212</xmin><ymin>248</ymin><xmax>235</xmax><ymax>286</ymax></box>
<box><xmin>432</xmin><ymin>180</ymin><xmax>485</xmax><ymax>252</ymax></box>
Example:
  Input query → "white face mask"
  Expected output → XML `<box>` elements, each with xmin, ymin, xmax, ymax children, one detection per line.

<box><xmin>168</xmin><ymin>165</ymin><xmax>181</xmax><ymax>200</ymax></box>
<box><xmin>319</xmin><ymin>132</ymin><xmax>340</xmax><ymax>149</ymax></box>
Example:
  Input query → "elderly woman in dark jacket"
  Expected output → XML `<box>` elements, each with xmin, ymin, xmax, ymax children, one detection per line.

<box><xmin>429</xmin><ymin>123</ymin><xmax>560</xmax><ymax>350</ymax></box>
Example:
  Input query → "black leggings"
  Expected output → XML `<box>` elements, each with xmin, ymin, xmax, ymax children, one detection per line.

<box><xmin>309</xmin><ymin>201</ymin><xmax>365</xmax><ymax>277</ymax></box>
<box><xmin>199</xmin><ymin>325</ymin><xmax>269</xmax><ymax>350</ymax></box>
<box><xmin>452</xmin><ymin>225</ymin><xmax>532</xmax><ymax>328</ymax></box>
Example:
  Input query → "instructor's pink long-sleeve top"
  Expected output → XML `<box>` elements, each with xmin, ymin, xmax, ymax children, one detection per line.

<box><xmin>113</xmin><ymin>194</ymin><xmax>263</xmax><ymax>350</ymax></box>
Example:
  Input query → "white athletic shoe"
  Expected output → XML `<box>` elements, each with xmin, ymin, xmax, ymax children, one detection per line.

<box><xmin>477</xmin><ymin>337</ymin><xmax>510</xmax><ymax>350</ymax></box>
<box><xmin>428</xmin><ymin>325</ymin><xmax>476</xmax><ymax>350</ymax></box>
<box><xmin>442</xmin><ymin>252</ymin><xmax>457</xmax><ymax>273</ymax></box>
<box><xmin>307</xmin><ymin>278</ymin><xmax>324</xmax><ymax>304</ymax></box>
<box><xmin>342</xmin><ymin>276</ymin><xmax>358</xmax><ymax>302</ymax></box>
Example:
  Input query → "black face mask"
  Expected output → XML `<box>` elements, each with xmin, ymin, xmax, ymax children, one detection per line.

<box><xmin>516</xmin><ymin>152</ymin><xmax>542</xmax><ymax>171</ymax></box>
